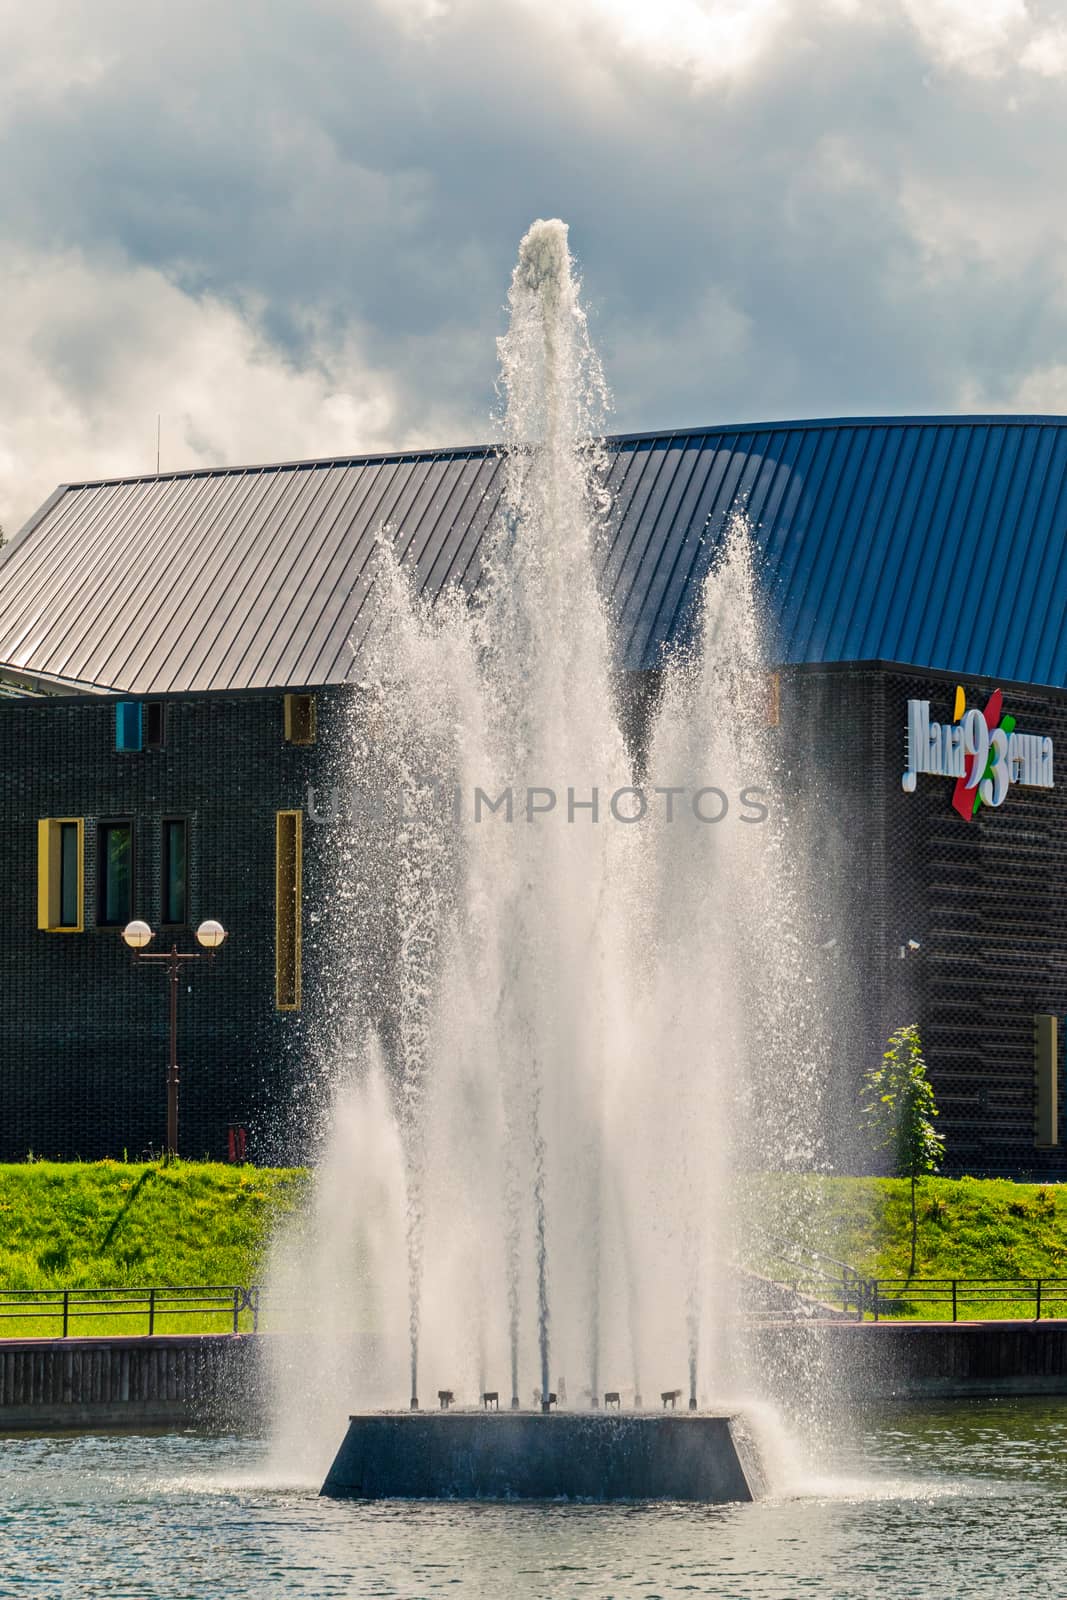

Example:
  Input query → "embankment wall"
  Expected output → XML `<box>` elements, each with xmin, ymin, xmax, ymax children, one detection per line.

<box><xmin>5</xmin><ymin>1321</ymin><xmax>1067</xmax><ymax>1432</ymax></box>
<box><xmin>0</xmin><ymin>1334</ymin><xmax>261</xmax><ymax>1429</ymax></box>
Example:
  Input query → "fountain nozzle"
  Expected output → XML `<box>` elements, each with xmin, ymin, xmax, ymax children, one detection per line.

<box><xmin>410</xmin><ymin>1396</ymin><xmax>419</xmax><ymax>1412</ymax></box>
<box><xmin>541</xmin><ymin>1392</ymin><xmax>557</xmax><ymax>1414</ymax></box>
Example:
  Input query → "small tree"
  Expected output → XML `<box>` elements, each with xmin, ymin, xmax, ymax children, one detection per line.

<box><xmin>862</xmin><ymin>1025</ymin><xmax>944</xmax><ymax>1275</ymax></box>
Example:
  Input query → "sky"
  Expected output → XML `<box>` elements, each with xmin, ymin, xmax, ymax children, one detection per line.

<box><xmin>3</xmin><ymin>0</ymin><xmax>1067</xmax><ymax>530</ymax></box>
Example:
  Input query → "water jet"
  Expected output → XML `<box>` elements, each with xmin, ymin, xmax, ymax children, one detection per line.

<box><xmin>293</xmin><ymin>213</ymin><xmax>823</xmax><ymax>1502</ymax></box>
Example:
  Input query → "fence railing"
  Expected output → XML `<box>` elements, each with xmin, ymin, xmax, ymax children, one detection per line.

<box><xmin>742</xmin><ymin>1230</ymin><xmax>1067</xmax><ymax>1322</ymax></box>
<box><xmin>854</xmin><ymin>1277</ymin><xmax>1067</xmax><ymax>1322</ymax></box>
<box><xmin>6</xmin><ymin>1273</ymin><xmax>1067</xmax><ymax>1336</ymax></box>
<box><xmin>0</xmin><ymin>1284</ymin><xmax>260</xmax><ymax>1337</ymax></box>
<box><xmin>744</xmin><ymin>1250</ymin><xmax>1067</xmax><ymax>1322</ymax></box>
<box><xmin>743</xmin><ymin>1231</ymin><xmax>875</xmax><ymax>1321</ymax></box>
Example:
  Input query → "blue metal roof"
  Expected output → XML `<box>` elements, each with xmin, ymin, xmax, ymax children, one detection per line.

<box><xmin>610</xmin><ymin>416</ymin><xmax>1067</xmax><ymax>685</ymax></box>
<box><xmin>1</xmin><ymin>415</ymin><xmax>1065</xmax><ymax>693</ymax></box>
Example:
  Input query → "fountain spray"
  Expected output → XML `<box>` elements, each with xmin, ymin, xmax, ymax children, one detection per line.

<box><xmin>269</xmin><ymin>219</ymin><xmax>832</xmax><ymax>1469</ymax></box>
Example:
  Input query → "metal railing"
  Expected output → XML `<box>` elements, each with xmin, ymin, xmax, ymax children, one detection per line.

<box><xmin>743</xmin><ymin>1231</ymin><xmax>1067</xmax><ymax>1322</ymax></box>
<box><xmin>7</xmin><ymin>1271</ymin><xmax>1067</xmax><ymax>1337</ymax></box>
<box><xmin>0</xmin><ymin>1284</ymin><xmax>260</xmax><ymax>1337</ymax></box>
<box><xmin>743</xmin><ymin>1231</ymin><xmax>875</xmax><ymax>1321</ymax></box>
<box><xmin>854</xmin><ymin>1277</ymin><xmax>1067</xmax><ymax>1322</ymax></box>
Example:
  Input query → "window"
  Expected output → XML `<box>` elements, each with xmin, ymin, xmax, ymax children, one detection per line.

<box><xmin>97</xmin><ymin>821</ymin><xmax>133</xmax><ymax>926</ymax></box>
<box><xmin>37</xmin><ymin>818</ymin><xmax>84</xmax><ymax>932</ymax></box>
<box><xmin>1035</xmin><ymin>1014</ymin><xmax>1059</xmax><ymax>1147</ymax></box>
<box><xmin>116</xmin><ymin>701</ymin><xmax>164</xmax><ymax>751</ymax></box>
<box><xmin>161</xmin><ymin>819</ymin><xmax>188</xmax><ymax>925</ymax></box>
<box><xmin>59</xmin><ymin>824</ymin><xmax>79</xmax><ymax>928</ymax></box>
<box><xmin>115</xmin><ymin>702</ymin><xmax>143</xmax><ymax>752</ymax></box>
<box><xmin>284</xmin><ymin>693</ymin><xmax>316</xmax><ymax>746</ymax></box>
<box><xmin>146</xmin><ymin>702</ymin><xmax>166</xmax><ymax>750</ymax></box>
<box><xmin>275</xmin><ymin>810</ymin><xmax>302</xmax><ymax>1009</ymax></box>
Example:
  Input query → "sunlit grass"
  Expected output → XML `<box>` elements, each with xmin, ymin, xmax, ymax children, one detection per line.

<box><xmin>0</xmin><ymin>1159</ymin><xmax>307</xmax><ymax>1335</ymax></box>
<box><xmin>744</xmin><ymin>1173</ymin><xmax>1067</xmax><ymax>1317</ymax></box>
<box><xmin>5</xmin><ymin>1162</ymin><xmax>1067</xmax><ymax>1334</ymax></box>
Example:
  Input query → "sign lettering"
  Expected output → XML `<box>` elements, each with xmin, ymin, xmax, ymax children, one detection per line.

<box><xmin>902</xmin><ymin>687</ymin><xmax>1053</xmax><ymax>819</ymax></box>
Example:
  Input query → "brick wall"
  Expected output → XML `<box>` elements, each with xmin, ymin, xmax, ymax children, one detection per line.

<box><xmin>0</xmin><ymin>687</ymin><xmax>341</xmax><ymax>1162</ymax></box>
<box><xmin>786</xmin><ymin>662</ymin><xmax>1067</xmax><ymax>1178</ymax></box>
<box><xmin>2</xmin><ymin>665</ymin><xmax>1065</xmax><ymax>1176</ymax></box>
<box><xmin>882</xmin><ymin>668</ymin><xmax>1067</xmax><ymax>1178</ymax></box>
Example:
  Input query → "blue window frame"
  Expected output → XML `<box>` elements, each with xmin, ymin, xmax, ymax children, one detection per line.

<box><xmin>115</xmin><ymin>702</ymin><xmax>143</xmax><ymax>753</ymax></box>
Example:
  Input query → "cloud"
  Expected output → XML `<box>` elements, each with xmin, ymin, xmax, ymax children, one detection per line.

<box><xmin>0</xmin><ymin>248</ymin><xmax>413</xmax><ymax>532</ymax></box>
<box><xmin>899</xmin><ymin>0</ymin><xmax>1028</xmax><ymax>76</ymax></box>
<box><xmin>521</xmin><ymin>0</ymin><xmax>793</xmax><ymax>85</ymax></box>
<box><xmin>3</xmin><ymin>0</ymin><xmax>1067</xmax><ymax>526</ymax></box>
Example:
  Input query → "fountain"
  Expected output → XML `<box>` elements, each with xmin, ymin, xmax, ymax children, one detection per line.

<box><xmin>270</xmin><ymin>218</ymin><xmax>831</xmax><ymax>1500</ymax></box>
<box><xmin>320</xmin><ymin>1408</ymin><xmax>765</xmax><ymax>1502</ymax></box>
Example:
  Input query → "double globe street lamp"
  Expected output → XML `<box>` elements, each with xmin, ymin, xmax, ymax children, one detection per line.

<box><xmin>122</xmin><ymin>918</ymin><xmax>228</xmax><ymax>1162</ymax></box>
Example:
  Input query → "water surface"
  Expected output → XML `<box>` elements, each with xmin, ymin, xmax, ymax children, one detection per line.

<box><xmin>3</xmin><ymin>1400</ymin><xmax>1065</xmax><ymax>1598</ymax></box>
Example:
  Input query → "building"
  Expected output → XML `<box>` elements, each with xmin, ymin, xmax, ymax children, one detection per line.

<box><xmin>1</xmin><ymin>415</ymin><xmax>1065</xmax><ymax>1172</ymax></box>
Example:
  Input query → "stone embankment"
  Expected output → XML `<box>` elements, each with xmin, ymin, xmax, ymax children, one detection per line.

<box><xmin>0</xmin><ymin>1334</ymin><xmax>261</xmax><ymax>1429</ymax></box>
<box><xmin>753</xmin><ymin>1317</ymin><xmax>1067</xmax><ymax>1401</ymax></box>
<box><xmin>4</xmin><ymin>1321</ymin><xmax>1067</xmax><ymax>1430</ymax></box>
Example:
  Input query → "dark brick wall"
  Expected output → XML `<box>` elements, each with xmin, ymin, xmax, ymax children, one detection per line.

<box><xmin>778</xmin><ymin>663</ymin><xmax>891</xmax><ymax>1167</ymax></box>
<box><xmin>2</xmin><ymin>666</ymin><xmax>1066</xmax><ymax>1176</ymax></box>
<box><xmin>0</xmin><ymin>688</ymin><xmax>341</xmax><ymax>1163</ymax></box>
<box><xmin>786</xmin><ymin>662</ymin><xmax>1067</xmax><ymax>1179</ymax></box>
<box><xmin>881</xmin><ymin>668</ymin><xmax>1067</xmax><ymax>1179</ymax></box>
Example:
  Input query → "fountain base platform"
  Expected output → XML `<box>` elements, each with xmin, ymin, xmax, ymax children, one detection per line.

<box><xmin>319</xmin><ymin>1411</ymin><xmax>764</xmax><ymax>1502</ymax></box>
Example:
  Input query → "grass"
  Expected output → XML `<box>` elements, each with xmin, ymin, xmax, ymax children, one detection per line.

<box><xmin>744</xmin><ymin>1174</ymin><xmax>1067</xmax><ymax>1320</ymax></box>
<box><xmin>0</xmin><ymin>1160</ymin><xmax>308</xmax><ymax>1337</ymax></box>
<box><xmin>6</xmin><ymin>1163</ymin><xmax>1067</xmax><ymax>1335</ymax></box>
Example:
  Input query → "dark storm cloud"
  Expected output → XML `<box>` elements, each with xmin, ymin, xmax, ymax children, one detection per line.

<box><xmin>4</xmin><ymin>0</ymin><xmax>1067</xmax><ymax>525</ymax></box>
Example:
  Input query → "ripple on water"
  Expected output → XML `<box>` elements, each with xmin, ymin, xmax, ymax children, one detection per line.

<box><xmin>1</xmin><ymin>1404</ymin><xmax>1065</xmax><ymax>1600</ymax></box>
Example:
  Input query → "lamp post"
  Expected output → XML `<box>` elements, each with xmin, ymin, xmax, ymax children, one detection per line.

<box><xmin>122</xmin><ymin>918</ymin><xmax>228</xmax><ymax>1162</ymax></box>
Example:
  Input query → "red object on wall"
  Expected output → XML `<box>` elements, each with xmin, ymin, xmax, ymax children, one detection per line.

<box><xmin>951</xmin><ymin>689</ymin><xmax>1003</xmax><ymax>821</ymax></box>
<box><xmin>227</xmin><ymin>1126</ymin><xmax>247</xmax><ymax>1163</ymax></box>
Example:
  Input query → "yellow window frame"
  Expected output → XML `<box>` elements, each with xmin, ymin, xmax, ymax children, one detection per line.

<box><xmin>283</xmin><ymin>693</ymin><xmax>317</xmax><ymax>746</ymax></box>
<box><xmin>37</xmin><ymin>817</ymin><xmax>85</xmax><ymax>932</ymax></box>
<box><xmin>275</xmin><ymin>809</ymin><xmax>303</xmax><ymax>1010</ymax></box>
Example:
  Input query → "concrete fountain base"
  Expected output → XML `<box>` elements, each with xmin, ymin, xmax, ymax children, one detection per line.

<box><xmin>319</xmin><ymin>1410</ymin><xmax>765</xmax><ymax>1502</ymax></box>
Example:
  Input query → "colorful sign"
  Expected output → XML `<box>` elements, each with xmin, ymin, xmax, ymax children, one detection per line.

<box><xmin>902</xmin><ymin>687</ymin><xmax>1054</xmax><ymax>819</ymax></box>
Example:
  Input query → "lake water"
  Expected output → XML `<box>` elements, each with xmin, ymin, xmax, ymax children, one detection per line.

<box><xmin>3</xmin><ymin>1400</ymin><xmax>1065</xmax><ymax>1599</ymax></box>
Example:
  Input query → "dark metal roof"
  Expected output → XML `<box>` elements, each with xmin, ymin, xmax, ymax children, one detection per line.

<box><xmin>2</xmin><ymin>415</ymin><xmax>1066</xmax><ymax>694</ymax></box>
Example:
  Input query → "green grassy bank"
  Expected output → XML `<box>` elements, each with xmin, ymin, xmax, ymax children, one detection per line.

<box><xmin>0</xmin><ymin>1161</ymin><xmax>308</xmax><ymax>1336</ymax></box>
<box><xmin>748</xmin><ymin>1174</ymin><xmax>1067</xmax><ymax>1318</ymax></box>
<box><xmin>5</xmin><ymin>1164</ymin><xmax>1067</xmax><ymax>1335</ymax></box>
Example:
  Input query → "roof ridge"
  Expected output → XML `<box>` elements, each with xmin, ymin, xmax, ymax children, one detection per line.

<box><xmin>2</xmin><ymin>417</ymin><xmax>1065</xmax><ymax>694</ymax></box>
<box><xmin>54</xmin><ymin>413</ymin><xmax>1067</xmax><ymax>493</ymax></box>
